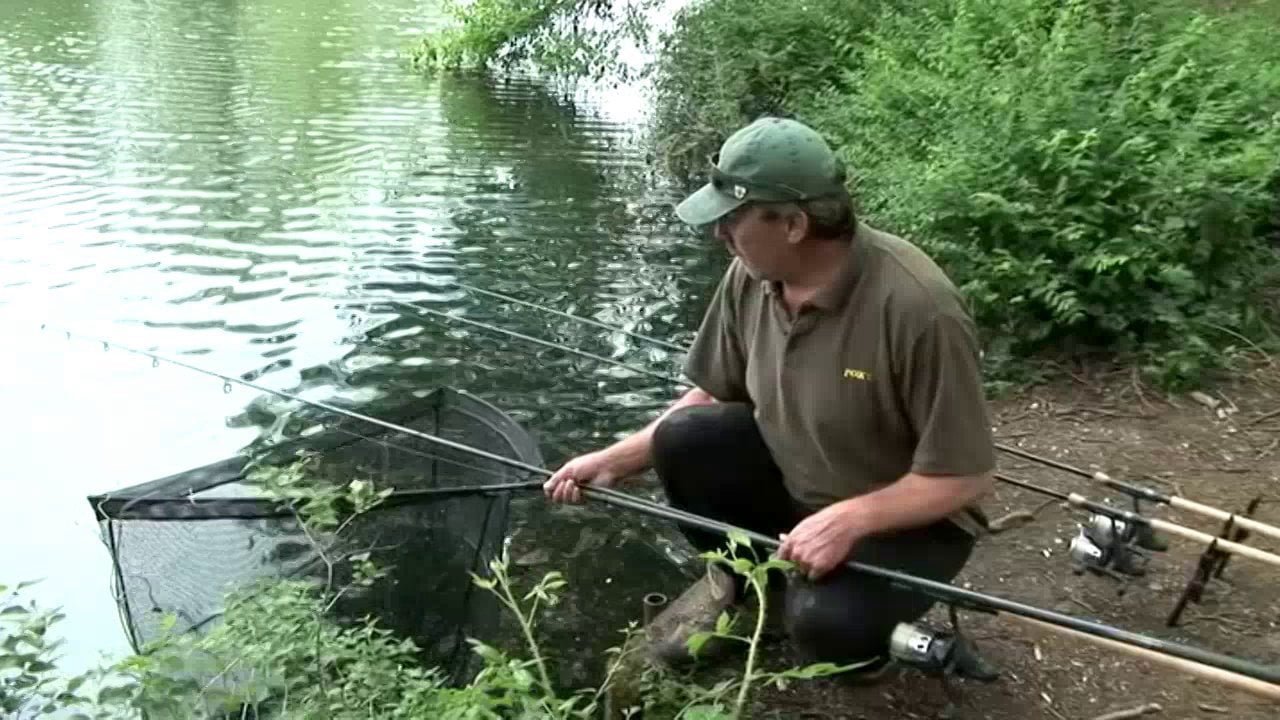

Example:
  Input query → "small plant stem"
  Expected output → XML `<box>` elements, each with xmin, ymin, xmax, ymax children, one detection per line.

<box><xmin>498</xmin><ymin>572</ymin><xmax>555</xmax><ymax>703</ymax></box>
<box><xmin>586</xmin><ymin>624</ymin><xmax>643</xmax><ymax>712</ymax></box>
<box><xmin>732</xmin><ymin>573</ymin><xmax>768</xmax><ymax>719</ymax></box>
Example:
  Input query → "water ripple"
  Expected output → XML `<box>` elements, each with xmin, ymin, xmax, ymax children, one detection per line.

<box><xmin>1</xmin><ymin>0</ymin><xmax>706</xmax><ymax>687</ymax></box>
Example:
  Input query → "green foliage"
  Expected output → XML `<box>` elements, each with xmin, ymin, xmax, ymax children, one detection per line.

<box><xmin>409</xmin><ymin>0</ymin><xmax>657</xmax><ymax>84</ymax></box>
<box><xmin>3</xmin><ymin>460</ymin><xmax>850</xmax><ymax>719</ymax></box>
<box><xmin>642</xmin><ymin>0</ymin><xmax>1280</xmax><ymax>388</ymax></box>
<box><xmin>0</xmin><ymin>550</ymin><xmax>846</xmax><ymax>719</ymax></box>
<box><xmin>244</xmin><ymin>450</ymin><xmax>393</xmax><ymax>532</ymax></box>
<box><xmin>806</xmin><ymin>0</ymin><xmax>1280</xmax><ymax>388</ymax></box>
<box><xmin>0</xmin><ymin>580</ymin><xmax>100</xmax><ymax>719</ymax></box>
<box><xmin>676</xmin><ymin>533</ymin><xmax>866</xmax><ymax>719</ymax></box>
<box><xmin>646</xmin><ymin>0</ymin><xmax>893</xmax><ymax>179</ymax></box>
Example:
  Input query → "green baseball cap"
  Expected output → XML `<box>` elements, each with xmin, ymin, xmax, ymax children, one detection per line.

<box><xmin>675</xmin><ymin>116</ymin><xmax>846</xmax><ymax>227</ymax></box>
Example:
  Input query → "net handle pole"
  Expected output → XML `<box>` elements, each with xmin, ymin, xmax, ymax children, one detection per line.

<box><xmin>48</xmin><ymin>325</ymin><xmax>1280</xmax><ymax>691</ymax></box>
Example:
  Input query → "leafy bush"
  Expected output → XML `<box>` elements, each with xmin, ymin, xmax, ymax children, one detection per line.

<box><xmin>1</xmin><ymin>547</ymin><xmax>849</xmax><ymax>719</ymax></box>
<box><xmin>806</xmin><ymin>0</ymin><xmax>1280</xmax><ymax>387</ymax></box>
<box><xmin>410</xmin><ymin>0</ymin><xmax>656</xmax><ymax>84</ymax></box>
<box><xmin>1</xmin><ymin>581</ymin><xmax>95</xmax><ymax>718</ymax></box>
<box><xmin>646</xmin><ymin>0</ymin><xmax>895</xmax><ymax>180</ymax></box>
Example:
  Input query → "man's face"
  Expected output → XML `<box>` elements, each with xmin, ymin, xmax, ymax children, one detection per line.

<box><xmin>713</xmin><ymin>204</ymin><xmax>795</xmax><ymax>281</ymax></box>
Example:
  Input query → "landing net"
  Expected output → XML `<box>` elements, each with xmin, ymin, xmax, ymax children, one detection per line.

<box><xmin>87</xmin><ymin>386</ymin><xmax>543</xmax><ymax>684</ymax></box>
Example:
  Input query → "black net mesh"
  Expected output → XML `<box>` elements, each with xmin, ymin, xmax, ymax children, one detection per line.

<box><xmin>87</xmin><ymin>386</ymin><xmax>544</xmax><ymax>685</ymax></box>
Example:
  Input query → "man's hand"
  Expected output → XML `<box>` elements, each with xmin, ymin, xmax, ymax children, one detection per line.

<box><xmin>777</xmin><ymin>501</ymin><xmax>867</xmax><ymax>581</ymax></box>
<box><xmin>543</xmin><ymin>450</ymin><xmax>619</xmax><ymax>504</ymax></box>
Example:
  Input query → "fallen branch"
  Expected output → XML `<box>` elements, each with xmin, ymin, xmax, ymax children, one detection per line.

<box><xmin>1088</xmin><ymin>702</ymin><xmax>1162</xmax><ymax>720</ymax></box>
<box><xmin>1069</xmin><ymin>595</ymin><xmax>1099</xmax><ymax>615</ymax></box>
<box><xmin>987</xmin><ymin>510</ymin><xmax>1035</xmax><ymax>533</ymax></box>
<box><xmin>1249</xmin><ymin>407</ymin><xmax>1280</xmax><ymax>426</ymax></box>
<box><xmin>987</xmin><ymin>498</ymin><xmax>1060</xmax><ymax>534</ymax></box>
<box><xmin>1043</xmin><ymin>696</ymin><xmax>1069</xmax><ymax>720</ymax></box>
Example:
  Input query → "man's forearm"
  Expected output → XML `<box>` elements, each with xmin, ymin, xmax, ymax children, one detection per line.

<box><xmin>839</xmin><ymin>471</ymin><xmax>993</xmax><ymax>536</ymax></box>
<box><xmin>599</xmin><ymin>386</ymin><xmax>717</xmax><ymax>478</ymax></box>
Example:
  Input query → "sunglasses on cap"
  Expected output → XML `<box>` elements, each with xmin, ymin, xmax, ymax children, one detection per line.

<box><xmin>707</xmin><ymin>154</ymin><xmax>810</xmax><ymax>202</ymax></box>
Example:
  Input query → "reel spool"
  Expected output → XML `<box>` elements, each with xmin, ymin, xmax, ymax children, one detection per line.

<box><xmin>888</xmin><ymin>614</ymin><xmax>999</xmax><ymax>717</ymax></box>
<box><xmin>888</xmin><ymin>609</ymin><xmax>999</xmax><ymax>683</ymax></box>
<box><xmin>1068</xmin><ymin>514</ymin><xmax>1151</xmax><ymax>590</ymax></box>
<box><xmin>890</xmin><ymin>622</ymin><xmax>955</xmax><ymax>672</ymax></box>
<box><xmin>1083</xmin><ymin>513</ymin><xmax>1135</xmax><ymax>546</ymax></box>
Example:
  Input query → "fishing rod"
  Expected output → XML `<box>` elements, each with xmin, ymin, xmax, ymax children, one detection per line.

<box><xmin>996</xmin><ymin>443</ymin><xmax>1280</xmax><ymax>543</ymax></box>
<box><xmin>357</xmin><ymin>299</ymin><xmax>682</xmax><ymax>385</ymax></box>
<box><xmin>584</xmin><ymin>484</ymin><xmax>1280</xmax><ymax>701</ymax></box>
<box><xmin>39</xmin><ymin>325</ymin><xmax>1280</xmax><ymax>701</ymax></box>
<box><xmin>994</xmin><ymin>473</ymin><xmax>1280</xmax><ymax>570</ymax></box>
<box><xmin>397</xmin><ymin>286</ymin><xmax>1280</xmax><ymax>544</ymax></box>
<box><xmin>445</xmin><ymin>281</ymin><xmax>687</xmax><ymax>353</ymax></box>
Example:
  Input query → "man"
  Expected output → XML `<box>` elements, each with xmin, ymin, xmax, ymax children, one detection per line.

<box><xmin>544</xmin><ymin>116</ymin><xmax>996</xmax><ymax>675</ymax></box>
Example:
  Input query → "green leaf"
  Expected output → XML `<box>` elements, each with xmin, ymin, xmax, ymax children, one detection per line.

<box><xmin>757</xmin><ymin>558</ymin><xmax>794</xmax><ymax>572</ymax></box>
<box><xmin>685</xmin><ymin>631</ymin><xmax>713</xmax><ymax>658</ymax></box>
<box><xmin>512</xmin><ymin>667</ymin><xmax>535</xmax><ymax>689</ymax></box>
<box><xmin>96</xmin><ymin>685</ymin><xmax>135</xmax><ymax>705</ymax></box>
<box><xmin>682</xmin><ymin>703</ymin><xmax>732</xmax><ymax>720</ymax></box>
<box><xmin>467</xmin><ymin>639</ymin><xmax>507</xmax><ymax>666</ymax></box>
<box><xmin>714</xmin><ymin>611</ymin><xmax>734</xmax><ymax>636</ymax></box>
<box><xmin>725</xmin><ymin>530</ymin><xmax>751</xmax><ymax>549</ymax></box>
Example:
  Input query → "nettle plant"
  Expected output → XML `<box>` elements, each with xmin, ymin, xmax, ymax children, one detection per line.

<box><xmin>3</xmin><ymin>454</ymin><xmax>853</xmax><ymax>719</ymax></box>
<box><xmin>811</xmin><ymin>0</ymin><xmax>1280</xmax><ymax>388</ymax></box>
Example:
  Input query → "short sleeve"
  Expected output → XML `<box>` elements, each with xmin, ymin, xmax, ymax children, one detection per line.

<box><xmin>681</xmin><ymin>264</ymin><xmax>749</xmax><ymax>403</ymax></box>
<box><xmin>901</xmin><ymin>311</ymin><xmax>996</xmax><ymax>476</ymax></box>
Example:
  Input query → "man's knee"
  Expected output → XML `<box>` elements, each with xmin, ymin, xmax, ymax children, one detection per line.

<box><xmin>783</xmin><ymin>575</ymin><xmax>936</xmax><ymax>664</ymax></box>
<box><xmin>651</xmin><ymin>401</ymin><xmax>753</xmax><ymax>468</ymax></box>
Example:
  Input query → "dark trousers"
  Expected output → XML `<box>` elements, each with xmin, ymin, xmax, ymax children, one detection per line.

<box><xmin>651</xmin><ymin>402</ymin><xmax>975</xmax><ymax>665</ymax></box>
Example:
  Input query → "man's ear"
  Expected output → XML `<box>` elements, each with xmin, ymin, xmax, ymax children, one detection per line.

<box><xmin>785</xmin><ymin>206</ymin><xmax>809</xmax><ymax>245</ymax></box>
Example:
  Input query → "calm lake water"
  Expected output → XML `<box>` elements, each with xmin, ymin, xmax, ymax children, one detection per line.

<box><xmin>0</xmin><ymin>0</ymin><xmax>721</xmax><ymax>685</ymax></box>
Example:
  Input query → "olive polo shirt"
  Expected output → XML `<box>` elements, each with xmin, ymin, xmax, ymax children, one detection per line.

<box><xmin>682</xmin><ymin>222</ymin><xmax>996</xmax><ymax>536</ymax></box>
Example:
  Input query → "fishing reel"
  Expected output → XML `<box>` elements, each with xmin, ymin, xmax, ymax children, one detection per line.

<box><xmin>889</xmin><ymin>605</ymin><xmax>999</xmax><ymax>682</ymax></box>
<box><xmin>887</xmin><ymin>609</ymin><xmax>999</xmax><ymax>717</ymax></box>
<box><xmin>889</xmin><ymin>623</ymin><xmax>999</xmax><ymax>682</ymax></box>
<box><xmin>1067</xmin><ymin>513</ymin><xmax>1154</xmax><ymax>590</ymax></box>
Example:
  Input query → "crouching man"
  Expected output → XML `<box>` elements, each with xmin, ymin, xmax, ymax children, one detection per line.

<box><xmin>544</xmin><ymin>116</ymin><xmax>996</xmax><ymax>678</ymax></box>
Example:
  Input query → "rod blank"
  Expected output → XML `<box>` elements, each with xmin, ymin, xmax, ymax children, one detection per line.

<box><xmin>41</xmin><ymin>324</ymin><xmax>1280</xmax><ymax>694</ymax></box>
<box><xmin>995</xmin><ymin>473</ymin><xmax>1280</xmax><ymax>569</ymax></box>
<box><xmin>1147</xmin><ymin>516</ymin><xmax>1280</xmax><ymax>569</ymax></box>
<box><xmin>448</xmin><ymin>281</ymin><xmax>687</xmax><ymax>353</ymax></box>
<box><xmin>1008</xmin><ymin>615</ymin><xmax>1280</xmax><ymax>702</ymax></box>
<box><xmin>383</xmin><ymin>290</ymin><xmax>1280</xmax><ymax>549</ymax></box>
<box><xmin>1170</xmin><ymin>496</ymin><xmax>1280</xmax><ymax>544</ymax></box>
<box><xmin>579</xmin><ymin>485</ymin><xmax>1280</xmax><ymax>688</ymax></box>
<box><xmin>996</xmin><ymin>443</ymin><xmax>1280</xmax><ymax>543</ymax></box>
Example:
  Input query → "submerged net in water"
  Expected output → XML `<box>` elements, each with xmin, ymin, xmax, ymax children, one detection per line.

<box><xmin>87</xmin><ymin>386</ymin><xmax>544</xmax><ymax>684</ymax></box>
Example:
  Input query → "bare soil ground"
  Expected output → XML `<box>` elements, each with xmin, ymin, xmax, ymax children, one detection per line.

<box><xmin>747</xmin><ymin>360</ymin><xmax>1280</xmax><ymax>719</ymax></box>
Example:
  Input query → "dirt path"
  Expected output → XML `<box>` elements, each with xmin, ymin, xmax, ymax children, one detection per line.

<box><xmin>753</xmin><ymin>361</ymin><xmax>1280</xmax><ymax>719</ymax></box>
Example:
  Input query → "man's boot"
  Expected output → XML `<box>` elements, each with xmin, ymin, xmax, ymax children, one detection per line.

<box><xmin>644</xmin><ymin>563</ymin><xmax>740</xmax><ymax>667</ymax></box>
